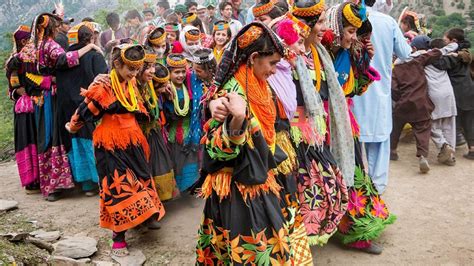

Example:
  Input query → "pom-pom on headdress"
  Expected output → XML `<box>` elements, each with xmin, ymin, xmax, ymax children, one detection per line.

<box><xmin>285</xmin><ymin>13</ymin><xmax>310</xmax><ymax>38</ymax></box>
<box><xmin>276</xmin><ymin>19</ymin><xmax>300</xmax><ymax>46</ymax></box>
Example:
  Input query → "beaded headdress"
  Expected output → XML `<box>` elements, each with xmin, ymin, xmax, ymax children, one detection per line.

<box><xmin>237</xmin><ymin>25</ymin><xmax>264</xmax><ymax>49</ymax></box>
<box><xmin>166</xmin><ymin>53</ymin><xmax>187</xmax><ymax>68</ymax></box>
<box><xmin>148</xmin><ymin>27</ymin><xmax>167</xmax><ymax>45</ymax></box>
<box><xmin>192</xmin><ymin>48</ymin><xmax>215</xmax><ymax>64</ymax></box>
<box><xmin>153</xmin><ymin>63</ymin><xmax>170</xmax><ymax>83</ymax></box>
<box><xmin>213</xmin><ymin>21</ymin><xmax>230</xmax><ymax>32</ymax></box>
<box><xmin>117</xmin><ymin>44</ymin><xmax>145</xmax><ymax>68</ymax></box>
<box><xmin>185</xmin><ymin>29</ymin><xmax>201</xmax><ymax>42</ymax></box>
<box><xmin>165</xmin><ymin>23</ymin><xmax>180</xmax><ymax>32</ymax></box>
<box><xmin>182</xmin><ymin>12</ymin><xmax>197</xmax><ymax>25</ymax></box>
<box><xmin>291</xmin><ymin>0</ymin><xmax>325</xmax><ymax>17</ymax></box>
<box><xmin>252</xmin><ymin>0</ymin><xmax>276</xmax><ymax>17</ymax></box>
<box><xmin>67</xmin><ymin>22</ymin><xmax>95</xmax><ymax>45</ymax></box>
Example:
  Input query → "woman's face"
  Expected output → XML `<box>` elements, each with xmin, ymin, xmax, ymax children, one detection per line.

<box><xmin>140</xmin><ymin>63</ymin><xmax>156</xmax><ymax>82</ymax></box>
<box><xmin>186</xmin><ymin>39</ymin><xmax>200</xmax><ymax>46</ymax></box>
<box><xmin>311</xmin><ymin>11</ymin><xmax>327</xmax><ymax>44</ymax></box>
<box><xmin>288</xmin><ymin>35</ymin><xmax>306</xmax><ymax>55</ymax></box>
<box><xmin>214</xmin><ymin>30</ymin><xmax>229</xmax><ymax>47</ymax></box>
<box><xmin>114</xmin><ymin>61</ymin><xmax>141</xmax><ymax>82</ymax></box>
<box><xmin>152</xmin><ymin>43</ymin><xmax>167</xmax><ymax>58</ymax></box>
<box><xmin>170</xmin><ymin>67</ymin><xmax>186</xmax><ymax>86</ymax></box>
<box><xmin>193</xmin><ymin>63</ymin><xmax>212</xmax><ymax>81</ymax></box>
<box><xmin>341</xmin><ymin>25</ymin><xmax>358</xmax><ymax>49</ymax></box>
<box><xmin>167</xmin><ymin>32</ymin><xmax>177</xmax><ymax>43</ymax></box>
<box><xmin>252</xmin><ymin>52</ymin><xmax>281</xmax><ymax>80</ymax></box>
<box><xmin>256</xmin><ymin>15</ymin><xmax>272</xmax><ymax>25</ymax></box>
<box><xmin>400</xmin><ymin>21</ymin><xmax>409</xmax><ymax>33</ymax></box>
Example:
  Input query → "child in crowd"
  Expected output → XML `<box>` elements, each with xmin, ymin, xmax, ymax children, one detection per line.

<box><xmin>431</xmin><ymin>28</ymin><xmax>474</xmax><ymax>160</ymax></box>
<box><xmin>423</xmin><ymin>38</ymin><xmax>458</xmax><ymax>166</ymax></box>
<box><xmin>391</xmin><ymin>35</ymin><xmax>458</xmax><ymax>173</ymax></box>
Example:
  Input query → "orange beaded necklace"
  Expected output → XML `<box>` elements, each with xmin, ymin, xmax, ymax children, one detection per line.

<box><xmin>234</xmin><ymin>64</ymin><xmax>276</xmax><ymax>147</ymax></box>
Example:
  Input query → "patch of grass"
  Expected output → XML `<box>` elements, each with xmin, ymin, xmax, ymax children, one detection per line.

<box><xmin>0</xmin><ymin>211</ymin><xmax>49</xmax><ymax>264</ymax></box>
<box><xmin>0</xmin><ymin>49</ymin><xmax>14</xmax><ymax>161</ymax></box>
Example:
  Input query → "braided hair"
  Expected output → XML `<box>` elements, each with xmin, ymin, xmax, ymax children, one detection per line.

<box><xmin>214</xmin><ymin>22</ymin><xmax>285</xmax><ymax>88</ymax></box>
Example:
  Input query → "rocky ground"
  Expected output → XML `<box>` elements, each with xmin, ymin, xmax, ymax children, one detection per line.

<box><xmin>0</xmin><ymin>140</ymin><xmax>473</xmax><ymax>265</ymax></box>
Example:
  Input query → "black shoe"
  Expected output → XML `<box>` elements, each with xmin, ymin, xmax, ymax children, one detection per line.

<box><xmin>456</xmin><ymin>133</ymin><xmax>466</xmax><ymax>147</ymax></box>
<box><xmin>46</xmin><ymin>192</ymin><xmax>62</xmax><ymax>202</ymax></box>
<box><xmin>463</xmin><ymin>151</ymin><xmax>474</xmax><ymax>160</ymax></box>
<box><xmin>361</xmin><ymin>242</ymin><xmax>383</xmax><ymax>255</ymax></box>
<box><xmin>390</xmin><ymin>151</ymin><xmax>399</xmax><ymax>161</ymax></box>
<box><xmin>145</xmin><ymin>220</ymin><xmax>162</xmax><ymax>230</ymax></box>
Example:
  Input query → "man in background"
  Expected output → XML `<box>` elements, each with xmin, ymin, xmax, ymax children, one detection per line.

<box><xmin>352</xmin><ymin>0</ymin><xmax>411</xmax><ymax>194</ymax></box>
<box><xmin>154</xmin><ymin>0</ymin><xmax>170</xmax><ymax>27</ymax></box>
<box><xmin>100</xmin><ymin>12</ymin><xmax>128</xmax><ymax>55</ymax></box>
<box><xmin>55</xmin><ymin>17</ymin><xmax>74</xmax><ymax>51</ymax></box>
<box><xmin>219</xmin><ymin>1</ymin><xmax>242</xmax><ymax>38</ymax></box>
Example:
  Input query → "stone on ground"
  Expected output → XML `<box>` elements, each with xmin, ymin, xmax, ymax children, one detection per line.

<box><xmin>30</xmin><ymin>229</ymin><xmax>61</xmax><ymax>242</ymax></box>
<box><xmin>52</xmin><ymin>236</ymin><xmax>97</xmax><ymax>259</ymax></box>
<box><xmin>111</xmin><ymin>249</ymin><xmax>146</xmax><ymax>266</ymax></box>
<box><xmin>48</xmin><ymin>256</ymin><xmax>91</xmax><ymax>266</ymax></box>
<box><xmin>0</xmin><ymin>199</ymin><xmax>18</xmax><ymax>211</ymax></box>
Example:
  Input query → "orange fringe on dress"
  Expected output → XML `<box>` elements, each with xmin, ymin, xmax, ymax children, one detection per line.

<box><xmin>199</xmin><ymin>168</ymin><xmax>281</xmax><ymax>202</ymax></box>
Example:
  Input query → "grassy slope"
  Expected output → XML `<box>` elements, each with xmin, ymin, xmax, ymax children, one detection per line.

<box><xmin>0</xmin><ymin>49</ymin><xmax>14</xmax><ymax>160</ymax></box>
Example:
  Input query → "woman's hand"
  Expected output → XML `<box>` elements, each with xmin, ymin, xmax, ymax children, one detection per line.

<box><xmin>223</xmin><ymin>92</ymin><xmax>246</xmax><ymax>121</ymax></box>
<box><xmin>209</xmin><ymin>97</ymin><xmax>230</xmax><ymax>122</ymax></box>
<box><xmin>366</xmin><ymin>39</ymin><xmax>375</xmax><ymax>59</ymax></box>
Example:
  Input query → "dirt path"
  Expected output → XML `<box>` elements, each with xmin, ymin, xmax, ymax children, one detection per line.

<box><xmin>1</xmin><ymin>140</ymin><xmax>473</xmax><ymax>265</ymax></box>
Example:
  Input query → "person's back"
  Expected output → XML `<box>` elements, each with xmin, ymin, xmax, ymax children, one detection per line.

<box><xmin>392</xmin><ymin>51</ymin><xmax>436</xmax><ymax>122</ymax></box>
<box><xmin>424</xmin><ymin>39</ymin><xmax>457</xmax><ymax>121</ymax></box>
<box><xmin>351</xmin><ymin>1</ymin><xmax>411</xmax><ymax>193</ymax></box>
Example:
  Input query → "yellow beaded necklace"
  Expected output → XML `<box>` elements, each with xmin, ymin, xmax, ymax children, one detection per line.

<box><xmin>170</xmin><ymin>82</ymin><xmax>190</xmax><ymax>116</ymax></box>
<box><xmin>110</xmin><ymin>69</ymin><xmax>139</xmax><ymax>112</ymax></box>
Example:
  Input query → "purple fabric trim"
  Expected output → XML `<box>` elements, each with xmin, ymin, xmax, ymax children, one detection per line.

<box><xmin>66</xmin><ymin>51</ymin><xmax>80</xmax><ymax>68</ymax></box>
<box><xmin>14</xmin><ymin>94</ymin><xmax>34</xmax><ymax>114</ymax></box>
<box><xmin>39</xmin><ymin>145</ymin><xmax>75</xmax><ymax>196</ymax></box>
<box><xmin>16</xmin><ymin>144</ymin><xmax>39</xmax><ymax>187</ymax></box>
<box><xmin>267</xmin><ymin>60</ymin><xmax>297</xmax><ymax>119</ymax></box>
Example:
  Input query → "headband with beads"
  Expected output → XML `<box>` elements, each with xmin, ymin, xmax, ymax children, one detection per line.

<box><xmin>213</xmin><ymin>22</ymin><xmax>230</xmax><ymax>32</ymax></box>
<box><xmin>252</xmin><ymin>0</ymin><xmax>276</xmax><ymax>17</ymax></box>
<box><xmin>166</xmin><ymin>54</ymin><xmax>187</xmax><ymax>68</ymax></box>
<box><xmin>165</xmin><ymin>23</ymin><xmax>179</xmax><ymax>32</ymax></box>
<box><xmin>182</xmin><ymin>12</ymin><xmax>197</xmax><ymax>25</ymax></box>
<box><xmin>342</xmin><ymin>3</ymin><xmax>362</xmax><ymax>28</ymax></box>
<box><xmin>286</xmin><ymin>13</ymin><xmax>310</xmax><ymax>38</ymax></box>
<box><xmin>119</xmin><ymin>44</ymin><xmax>145</xmax><ymax>68</ymax></box>
<box><xmin>292</xmin><ymin>0</ymin><xmax>325</xmax><ymax>17</ymax></box>
<box><xmin>185</xmin><ymin>30</ymin><xmax>201</xmax><ymax>42</ymax></box>
<box><xmin>237</xmin><ymin>25</ymin><xmax>264</xmax><ymax>49</ymax></box>
<box><xmin>149</xmin><ymin>28</ymin><xmax>167</xmax><ymax>45</ymax></box>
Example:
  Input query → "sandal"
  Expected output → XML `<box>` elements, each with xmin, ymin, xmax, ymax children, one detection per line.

<box><xmin>111</xmin><ymin>241</ymin><xmax>129</xmax><ymax>257</ymax></box>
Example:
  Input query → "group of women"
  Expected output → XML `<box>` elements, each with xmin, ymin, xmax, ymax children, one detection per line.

<box><xmin>6</xmin><ymin>0</ymin><xmax>396</xmax><ymax>262</ymax></box>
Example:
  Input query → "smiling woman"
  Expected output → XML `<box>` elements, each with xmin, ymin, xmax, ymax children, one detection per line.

<box><xmin>194</xmin><ymin>22</ymin><xmax>304</xmax><ymax>265</ymax></box>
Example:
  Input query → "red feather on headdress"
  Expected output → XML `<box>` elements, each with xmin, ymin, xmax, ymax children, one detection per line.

<box><xmin>276</xmin><ymin>19</ymin><xmax>299</xmax><ymax>46</ymax></box>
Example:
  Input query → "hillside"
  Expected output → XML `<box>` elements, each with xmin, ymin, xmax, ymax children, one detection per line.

<box><xmin>0</xmin><ymin>0</ymin><xmax>116</xmax><ymax>49</ymax></box>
